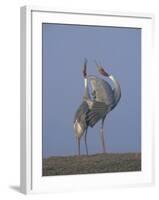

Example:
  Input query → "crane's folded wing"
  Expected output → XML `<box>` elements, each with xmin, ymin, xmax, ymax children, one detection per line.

<box><xmin>86</xmin><ymin>101</ymin><xmax>108</xmax><ymax>127</ymax></box>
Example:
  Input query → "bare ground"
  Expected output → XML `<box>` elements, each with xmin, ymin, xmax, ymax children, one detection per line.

<box><xmin>43</xmin><ymin>153</ymin><xmax>141</xmax><ymax>176</ymax></box>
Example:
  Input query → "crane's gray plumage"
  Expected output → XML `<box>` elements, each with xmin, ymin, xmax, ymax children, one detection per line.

<box><xmin>88</xmin><ymin>75</ymin><xmax>114</xmax><ymax>106</ymax></box>
<box><xmin>86</xmin><ymin>101</ymin><xmax>108</xmax><ymax>127</ymax></box>
<box><xmin>73</xmin><ymin>101</ymin><xmax>89</xmax><ymax>135</ymax></box>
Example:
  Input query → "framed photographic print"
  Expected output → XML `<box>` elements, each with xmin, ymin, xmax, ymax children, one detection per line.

<box><xmin>20</xmin><ymin>6</ymin><xmax>154</xmax><ymax>194</ymax></box>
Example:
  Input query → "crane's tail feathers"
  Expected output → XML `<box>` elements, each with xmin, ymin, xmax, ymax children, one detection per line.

<box><xmin>86</xmin><ymin>113</ymin><xmax>101</xmax><ymax>127</ymax></box>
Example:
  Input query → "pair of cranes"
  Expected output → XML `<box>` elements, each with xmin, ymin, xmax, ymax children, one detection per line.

<box><xmin>73</xmin><ymin>59</ymin><xmax>121</xmax><ymax>155</ymax></box>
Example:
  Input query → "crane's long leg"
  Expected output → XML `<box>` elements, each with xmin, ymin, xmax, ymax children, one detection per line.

<box><xmin>84</xmin><ymin>128</ymin><xmax>88</xmax><ymax>155</ymax></box>
<box><xmin>100</xmin><ymin>118</ymin><xmax>106</xmax><ymax>153</ymax></box>
<box><xmin>77</xmin><ymin>137</ymin><xmax>80</xmax><ymax>156</ymax></box>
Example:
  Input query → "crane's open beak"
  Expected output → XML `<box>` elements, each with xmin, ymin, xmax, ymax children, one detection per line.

<box><xmin>83</xmin><ymin>58</ymin><xmax>87</xmax><ymax>77</ymax></box>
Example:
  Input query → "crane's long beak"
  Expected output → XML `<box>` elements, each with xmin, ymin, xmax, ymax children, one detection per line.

<box><xmin>83</xmin><ymin>58</ymin><xmax>87</xmax><ymax>77</ymax></box>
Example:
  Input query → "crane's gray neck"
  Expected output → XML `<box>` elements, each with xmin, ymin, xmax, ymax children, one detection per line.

<box><xmin>83</xmin><ymin>77</ymin><xmax>91</xmax><ymax>100</ymax></box>
<box><xmin>109</xmin><ymin>74</ymin><xmax>121</xmax><ymax>108</ymax></box>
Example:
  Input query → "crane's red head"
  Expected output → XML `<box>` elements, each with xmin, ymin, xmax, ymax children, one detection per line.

<box><xmin>98</xmin><ymin>67</ymin><xmax>109</xmax><ymax>76</ymax></box>
<box><xmin>95</xmin><ymin>61</ymin><xmax>109</xmax><ymax>77</ymax></box>
<box><xmin>83</xmin><ymin>58</ymin><xmax>87</xmax><ymax>78</ymax></box>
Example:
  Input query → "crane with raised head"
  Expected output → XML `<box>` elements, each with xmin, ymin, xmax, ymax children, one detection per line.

<box><xmin>73</xmin><ymin>60</ymin><xmax>121</xmax><ymax>155</ymax></box>
<box><xmin>87</xmin><ymin>62</ymin><xmax>121</xmax><ymax>153</ymax></box>
<box><xmin>73</xmin><ymin>59</ymin><xmax>91</xmax><ymax>156</ymax></box>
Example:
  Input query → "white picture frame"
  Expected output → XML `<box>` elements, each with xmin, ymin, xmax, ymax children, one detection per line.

<box><xmin>20</xmin><ymin>5</ymin><xmax>154</xmax><ymax>194</ymax></box>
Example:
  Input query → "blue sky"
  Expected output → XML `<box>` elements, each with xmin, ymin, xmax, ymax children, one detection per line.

<box><xmin>42</xmin><ymin>23</ymin><xmax>141</xmax><ymax>158</ymax></box>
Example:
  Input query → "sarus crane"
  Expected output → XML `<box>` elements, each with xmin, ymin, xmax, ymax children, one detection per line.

<box><xmin>73</xmin><ymin>60</ymin><xmax>121</xmax><ymax>155</ymax></box>
<box><xmin>73</xmin><ymin>59</ymin><xmax>91</xmax><ymax>156</ymax></box>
